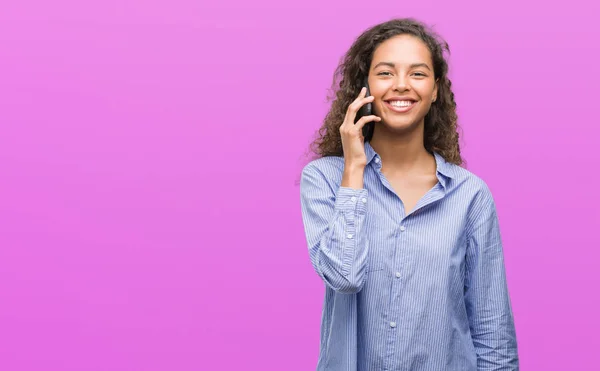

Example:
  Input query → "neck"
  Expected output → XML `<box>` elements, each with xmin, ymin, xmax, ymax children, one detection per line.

<box><xmin>369</xmin><ymin>122</ymin><xmax>434</xmax><ymax>176</ymax></box>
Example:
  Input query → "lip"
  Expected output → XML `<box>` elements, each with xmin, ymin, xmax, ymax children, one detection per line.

<box><xmin>385</xmin><ymin>96</ymin><xmax>417</xmax><ymax>102</ymax></box>
<box><xmin>384</xmin><ymin>100</ymin><xmax>418</xmax><ymax>113</ymax></box>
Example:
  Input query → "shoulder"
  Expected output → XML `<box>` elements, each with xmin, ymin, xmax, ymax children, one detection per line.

<box><xmin>442</xmin><ymin>161</ymin><xmax>495</xmax><ymax>206</ymax></box>
<box><xmin>302</xmin><ymin>155</ymin><xmax>345</xmax><ymax>176</ymax></box>
<box><xmin>448</xmin><ymin>166</ymin><xmax>498</xmax><ymax>234</ymax></box>
<box><xmin>433</xmin><ymin>152</ymin><xmax>494</xmax><ymax>205</ymax></box>
<box><xmin>300</xmin><ymin>156</ymin><xmax>345</xmax><ymax>190</ymax></box>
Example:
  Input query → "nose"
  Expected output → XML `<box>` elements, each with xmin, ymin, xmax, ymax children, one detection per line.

<box><xmin>393</xmin><ymin>75</ymin><xmax>410</xmax><ymax>92</ymax></box>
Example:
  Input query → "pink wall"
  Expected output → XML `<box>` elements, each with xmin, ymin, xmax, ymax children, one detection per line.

<box><xmin>1</xmin><ymin>0</ymin><xmax>599</xmax><ymax>370</ymax></box>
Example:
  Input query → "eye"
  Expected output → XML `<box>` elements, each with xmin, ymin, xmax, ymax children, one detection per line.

<box><xmin>413</xmin><ymin>72</ymin><xmax>427</xmax><ymax>77</ymax></box>
<box><xmin>377</xmin><ymin>71</ymin><xmax>392</xmax><ymax>76</ymax></box>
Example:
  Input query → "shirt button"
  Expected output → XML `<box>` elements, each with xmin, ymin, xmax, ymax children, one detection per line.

<box><xmin>375</xmin><ymin>158</ymin><xmax>380</xmax><ymax>163</ymax></box>
<box><xmin>390</xmin><ymin>322</ymin><xmax>397</xmax><ymax>328</ymax></box>
<box><xmin>347</xmin><ymin>234</ymin><xmax>353</xmax><ymax>239</ymax></box>
<box><xmin>361</xmin><ymin>198</ymin><xmax>367</xmax><ymax>203</ymax></box>
<box><xmin>351</xmin><ymin>196</ymin><xmax>357</xmax><ymax>202</ymax></box>
<box><xmin>400</xmin><ymin>226</ymin><xmax>406</xmax><ymax>232</ymax></box>
<box><xmin>395</xmin><ymin>272</ymin><xmax>401</xmax><ymax>278</ymax></box>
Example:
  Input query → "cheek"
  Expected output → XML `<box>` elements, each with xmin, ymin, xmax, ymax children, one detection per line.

<box><xmin>369</xmin><ymin>86</ymin><xmax>387</xmax><ymax>100</ymax></box>
<box><xmin>373</xmin><ymin>98</ymin><xmax>387</xmax><ymax>115</ymax></box>
<box><xmin>368</xmin><ymin>80</ymin><xmax>391</xmax><ymax>96</ymax></box>
<box><xmin>417</xmin><ymin>81</ymin><xmax>436</xmax><ymax>97</ymax></box>
<box><xmin>369</xmin><ymin>86</ymin><xmax>390</xmax><ymax>106</ymax></box>
<box><xmin>369</xmin><ymin>94</ymin><xmax>385</xmax><ymax>114</ymax></box>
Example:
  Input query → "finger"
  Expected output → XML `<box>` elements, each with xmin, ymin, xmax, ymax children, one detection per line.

<box><xmin>358</xmin><ymin>86</ymin><xmax>366</xmax><ymax>98</ymax></box>
<box><xmin>345</xmin><ymin>95</ymin><xmax>375</xmax><ymax>125</ymax></box>
<box><xmin>354</xmin><ymin>115</ymin><xmax>381</xmax><ymax>131</ymax></box>
<box><xmin>343</xmin><ymin>88</ymin><xmax>365</xmax><ymax>122</ymax></box>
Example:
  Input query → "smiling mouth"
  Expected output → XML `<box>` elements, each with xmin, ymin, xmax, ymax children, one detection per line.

<box><xmin>384</xmin><ymin>100</ymin><xmax>417</xmax><ymax>113</ymax></box>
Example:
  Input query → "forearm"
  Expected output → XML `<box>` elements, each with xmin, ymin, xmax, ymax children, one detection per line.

<box><xmin>308</xmin><ymin>186</ymin><xmax>369</xmax><ymax>293</ymax></box>
<box><xmin>300</xmin><ymin>164</ymin><xmax>370</xmax><ymax>294</ymax></box>
<box><xmin>467</xmin><ymin>256</ymin><xmax>519</xmax><ymax>370</ymax></box>
<box><xmin>465</xmin><ymin>187</ymin><xmax>520</xmax><ymax>370</ymax></box>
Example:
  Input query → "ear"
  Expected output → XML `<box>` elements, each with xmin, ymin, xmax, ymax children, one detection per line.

<box><xmin>433</xmin><ymin>78</ymin><xmax>439</xmax><ymax>101</ymax></box>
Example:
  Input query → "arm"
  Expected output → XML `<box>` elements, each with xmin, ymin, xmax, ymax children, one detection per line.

<box><xmin>465</xmin><ymin>187</ymin><xmax>519</xmax><ymax>370</ymax></box>
<box><xmin>299</xmin><ymin>163</ymin><xmax>369</xmax><ymax>294</ymax></box>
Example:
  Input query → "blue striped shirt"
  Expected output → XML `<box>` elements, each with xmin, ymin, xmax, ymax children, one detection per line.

<box><xmin>299</xmin><ymin>141</ymin><xmax>519</xmax><ymax>371</ymax></box>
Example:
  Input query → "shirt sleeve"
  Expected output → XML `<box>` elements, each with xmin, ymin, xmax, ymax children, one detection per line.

<box><xmin>299</xmin><ymin>163</ymin><xmax>370</xmax><ymax>294</ymax></box>
<box><xmin>465</xmin><ymin>186</ymin><xmax>520</xmax><ymax>370</ymax></box>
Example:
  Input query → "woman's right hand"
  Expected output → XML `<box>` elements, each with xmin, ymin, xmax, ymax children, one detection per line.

<box><xmin>339</xmin><ymin>87</ymin><xmax>381</xmax><ymax>168</ymax></box>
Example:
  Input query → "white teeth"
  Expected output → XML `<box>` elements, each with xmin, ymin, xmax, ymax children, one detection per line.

<box><xmin>389</xmin><ymin>100</ymin><xmax>414</xmax><ymax>107</ymax></box>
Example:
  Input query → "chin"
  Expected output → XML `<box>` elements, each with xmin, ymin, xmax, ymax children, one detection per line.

<box><xmin>383</xmin><ymin>117</ymin><xmax>422</xmax><ymax>131</ymax></box>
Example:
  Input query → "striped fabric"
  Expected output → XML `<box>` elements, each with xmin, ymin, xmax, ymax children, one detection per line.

<box><xmin>299</xmin><ymin>141</ymin><xmax>519</xmax><ymax>371</ymax></box>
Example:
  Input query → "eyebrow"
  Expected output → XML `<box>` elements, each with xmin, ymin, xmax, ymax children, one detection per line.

<box><xmin>373</xmin><ymin>62</ymin><xmax>431</xmax><ymax>71</ymax></box>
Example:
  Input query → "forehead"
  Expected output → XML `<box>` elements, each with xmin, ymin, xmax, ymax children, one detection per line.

<box><xmin>371</xmin><ymin>34</ymin><xmax>432</xmax><ymax>67</ymax></box>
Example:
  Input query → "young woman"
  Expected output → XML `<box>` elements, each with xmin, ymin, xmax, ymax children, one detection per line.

<box><xmin>299</xmin><ymin>18</ymin><xmax>519</xmax><ymax>371</ymax></box>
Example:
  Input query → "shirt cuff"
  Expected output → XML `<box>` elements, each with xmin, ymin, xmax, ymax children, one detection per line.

<box><xmin>334</xmin><ymin>186</ymin><xmax>368</xmax><ymax>217</ymax></box>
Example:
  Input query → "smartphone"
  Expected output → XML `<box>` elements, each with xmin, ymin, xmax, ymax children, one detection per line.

<box><xmin>358</xmin><ymin>79</ymin><xmax>372</xmax><ymax>117</ymax></box>
<box><xmin>355</xmin><ymin>77</ymin><xmax>375</xmax><ymax>138</ymax></box>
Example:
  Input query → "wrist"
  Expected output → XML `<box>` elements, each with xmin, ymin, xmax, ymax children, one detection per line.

<box><xmin>344</xmin><ymin>161</ymin><xmax>366</xmax><ymax>172</ymax></box>
<box><xmin>342</xmin><ymin>165</ymin><xmax>365</xmax><ymax>189</ymax></box>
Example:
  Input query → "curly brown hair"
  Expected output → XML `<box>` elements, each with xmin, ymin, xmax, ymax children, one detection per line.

<box><xmin>308</xmin><ymin>18</ymin><xmax>465</xmax><ymax>166</ymax></box>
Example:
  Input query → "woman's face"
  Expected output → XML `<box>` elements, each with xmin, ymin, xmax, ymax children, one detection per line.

<box><xmin>368</xmin><ymin>34</ymin><xmax>438</xmax><ymax>133</ymax></box>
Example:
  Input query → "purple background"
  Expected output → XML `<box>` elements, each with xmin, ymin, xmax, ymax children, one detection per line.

<box><xmin>1</xmin><ymin>0</ymin><xmax>599</xmax><ymax>370</ymax></box>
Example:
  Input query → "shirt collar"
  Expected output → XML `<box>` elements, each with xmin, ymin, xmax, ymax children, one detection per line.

<box><xmin>365</xmin><ymin>140</ymin><xmax>378</xmax><ymax>165</ymax></box>
<box><xmin>365</xmin><ymin>141</ymin><xmax>456</xmax><ymax>185</ymax></box>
